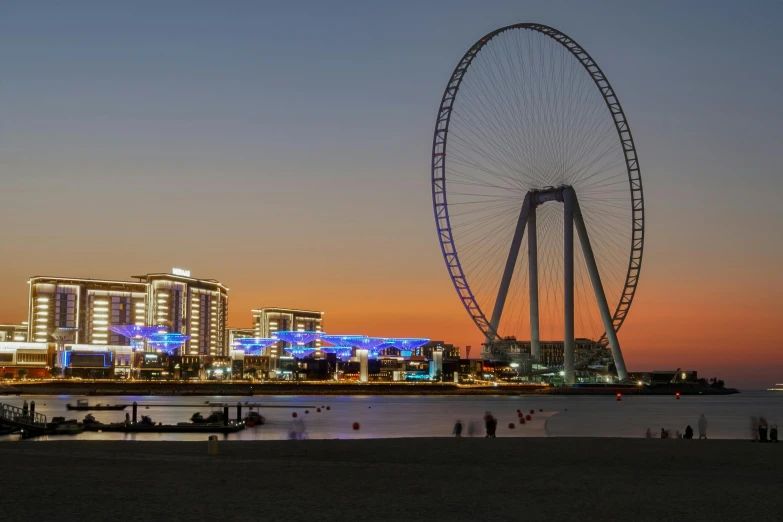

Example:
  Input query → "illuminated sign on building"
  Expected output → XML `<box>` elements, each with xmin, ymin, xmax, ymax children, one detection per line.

<box><xmin>172</xmin><ymin>268</ymin><xmax>191</xmax><ymax>277</ymax></box>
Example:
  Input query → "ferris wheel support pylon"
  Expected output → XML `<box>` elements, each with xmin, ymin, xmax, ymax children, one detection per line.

<box><xmin>568</xmin><ymin>187</ymin><xmax>629</xmax><ymax>381</ymax></box>
<box><xmin>487</xmin><ymin>193</ymin><xmax>531</xmax><ymax>343</ymax></box>
<box><xmin>485</xmin><ymin>186</ymin><xmax>629</xmax><ymax>383</ymax></box>
<box><xmin>564</xmin><ymin>190</ymin><xmax>575</xmax><ymax>384</ymax></box>
<box><xmin>528</xmin><ymin>207</ymin><xmax>540</xmax><ymax>362</ymax></box>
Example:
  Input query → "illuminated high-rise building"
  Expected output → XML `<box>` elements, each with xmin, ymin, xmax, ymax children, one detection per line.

<box><xmin>28</xmin><ymin>277</ymin><xmax>146</xmax><ymax>345</ymax></box>
<box><xmin>27</xmin><ymin>270</ymin><xmax>229</xmax><ymax>356</ymax></box>
<box><xmin>139</xmin><ymin>273</ymin><xmax>228</xmax><ymax>357</ymax></box>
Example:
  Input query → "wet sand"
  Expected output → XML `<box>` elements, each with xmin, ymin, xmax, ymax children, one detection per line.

<box><xmin>1</xmin><ymin>438</ymin><xmax>780</xmax><ymax>521</ymax></box>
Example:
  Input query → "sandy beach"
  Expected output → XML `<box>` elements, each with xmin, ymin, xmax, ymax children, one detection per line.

<box><xmin>1</xmin><ymin>438</ymin><xmax>780</xmax><ymax>521</ymax></box>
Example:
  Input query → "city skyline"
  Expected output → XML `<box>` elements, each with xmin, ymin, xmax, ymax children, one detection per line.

<box><xmin>1</xmin><ymin>1</ymin><xmax>782</xmax><ymax>388</ymax></box>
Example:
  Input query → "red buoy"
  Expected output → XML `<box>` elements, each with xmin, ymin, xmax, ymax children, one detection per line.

<box><xmin>539</xmin><ymin>408</ymin><xmax>543</xmax><ymax>412</ymax></box>
<box><xmin>529</xmin><ymin>409</ymin><xmax>534</xmax><ymax>415</ymax></box>
<box><xmin>516</xmin><ymin>409</ymin><xmax>521</xmax><ymax>413</ymax></box>
<box><xmin>317</xmin><ymin>408</ymin><xmax>321</xmax><ymax>412</ymax></box>
<box><xmin>352</xmin><ymin>422</ymin><xmax>360</xmax><ymax>430</ymax></box>
<box><xmin>326</xmin><ymin>406</ymin><xmax>331</xmax><ymax>410</ymax></box>
<box><xmin>519</xmin><ymin>418</ymin><xmax>525</xmax><ymax>424</ymax></box>
<box><xmin>517</xmin><ymin>411</ymin><xmax>523</xmax><ymax>417</ymax></box>
<box><xmin>525</xmin><ymin>415</ymin><xmax>531</xmax><ymax>421</ymax></box>
<box><xmin>508</xmin><ymin>423</ymin><xmax>515</xmax><ymax>429</ymax></box>
<box><xmin>305</xmin><ymin>410</ymin><xmax>309</xmax><ymax>414</ymax></box>
<box><xmin>616</xmin><ymin>393</ymin><xmax>622</xmax><ymax>401</ymax></box>
<box><xmin>292</xmin><ymin>412</ymin><xmax>297</xmax><ymax>418</ymax></box>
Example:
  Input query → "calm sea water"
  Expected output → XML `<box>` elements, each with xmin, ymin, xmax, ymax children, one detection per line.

<box><xmin>1</xmin><ymin>391</ymin><xmax>780</xmax><ymax>441</ymax></box>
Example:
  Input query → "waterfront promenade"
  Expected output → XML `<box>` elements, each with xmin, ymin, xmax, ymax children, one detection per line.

<box><xmin>4</xmin><ymin>381</ymin><xmax>737</xmax><ymax>396</ymax></box>
<box><xmin>1</xmin><ymin>438</ymin><xmax>779</xmax><ymax>521</ymax></box>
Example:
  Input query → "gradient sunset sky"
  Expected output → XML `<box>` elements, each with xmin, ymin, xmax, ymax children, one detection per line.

<box><xmin>1</xmin><ymin>1</ymin><xmax>781</xmax><ymax>388</ymax></box>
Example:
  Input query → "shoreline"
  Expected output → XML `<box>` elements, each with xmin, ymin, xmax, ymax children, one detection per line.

<box><xmin>2</xmin><ymin>381</ymin><xmax>739</xmax><ymax>397</ymax></box>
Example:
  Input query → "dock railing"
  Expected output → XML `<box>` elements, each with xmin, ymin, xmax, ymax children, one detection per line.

<box><xmin>0</xmin><ymin>403</ymin><xmax>48</xmax><ymax>428</ymax></box>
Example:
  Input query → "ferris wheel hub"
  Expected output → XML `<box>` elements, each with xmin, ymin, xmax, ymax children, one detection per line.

<box><xmin>530</xmin><ymin>186</ymin><xmax>569</xmax><ymax>206</ymax></box>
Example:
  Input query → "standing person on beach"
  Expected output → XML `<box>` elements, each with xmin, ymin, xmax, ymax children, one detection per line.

<box><xmin>645</xmin><ymin>428</ymin><xmax>652</xmax><ymax>438</ymax></box>
<box><xmin>758</xmin><ymin>417</ymin><xmax>769</xmax><ymax>442</ymax></box>
<box><xmin>484</xmin><ymin>412</ymin><xmax>496</xmax><ymax>438</ymax></box>
<box><xmin>698</xmin><ymin>414</ymin><xmax>708</xmax><ymax>439</ymax></box>
<box><xmin>684</xmin><ymin>425</ymin><xmax>694</xmax><ymax>439</ymax></box>
<box><xmin>453</xmin><ymin>420</ymin><xmax>463</xmax><ymax>437</ymax></box>
<box><xmin>751</xmin><ymin>417</ymin><xmax>759</xmax><ymax>441</ymax></box>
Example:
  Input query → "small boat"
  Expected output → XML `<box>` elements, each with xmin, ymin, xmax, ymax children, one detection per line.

<box><xmin>767</xmin><ymin>384</ymin><xmax>783</xmax><ymax>391</ymax></box>
<box><xmin>67</xmin><ymin>399</ymin><xmax>128</xmax><ymax>411</ymax></box>
<box><xmin>243</xmin><ymin>411</ymin><xmax>265</xmax><ymax>426</ymax></box>
<box><xmin>50</xmin><ymin>422</ymin><xmax>84</xmax><ymax>435</ymax></box>
<box><xmin>84</xmin><ymin>422</ymin><xmax>244</xmax><ymax>434</ymax></box>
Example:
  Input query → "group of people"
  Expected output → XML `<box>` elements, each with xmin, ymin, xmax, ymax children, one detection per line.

<box><xmin>647</xmin><ymin>413</ymin><xmax>709</xmax><ymax>439</ymax></box>
<box><xmin>20</xmin><ymin>400</ymin><xmax>35</xmax><ymax>420</ymax></box>
<box><xmin>452</xmin><ymin>412</ymin><xmax>496</xmax><ymax>437</ymax></box>
<box><xmin>646</xmin><ymin>414</ymin><xmax>780</xmax><ymax>442</ymax></box>
<box><xmin>750</xmin><ymin>416</ymin><xmax>779</xmax><ymax>443</ymax></box>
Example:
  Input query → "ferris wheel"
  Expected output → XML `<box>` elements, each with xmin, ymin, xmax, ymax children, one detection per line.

<box><xmin>431</xmin><ymin>24</ymin><xmax>644</xmax><ymax>382</ymax></box>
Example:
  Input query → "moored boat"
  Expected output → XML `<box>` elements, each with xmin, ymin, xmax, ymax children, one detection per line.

<box><xmin>67</xmin><ymin>399</ymin><xmax>128</xmax><ymax>411</ymax></box>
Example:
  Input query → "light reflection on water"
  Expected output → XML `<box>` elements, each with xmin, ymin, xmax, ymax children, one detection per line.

<box><xmin>1</xmin><ymin>392</ymin><xmax>780</xmax><ymax>441</ymax></box>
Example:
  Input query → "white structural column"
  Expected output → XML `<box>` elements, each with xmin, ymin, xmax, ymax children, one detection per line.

<box><xmin>527</xmin><ymin>205</ymin><xmax>540</xmax><ymax>362</ymax></box>
<box><xmin>357</xmin><ymin>349</ymin><xmax>369</xmax><ymax>383</ymax></box>
<box><xmin>563</xmin><ymin>190</ymin><xmax>575</xmax><ymax>385</ymax></box>
<box><xmin>487</xmin><ymin>194</ymin><xmax>532</xmax><ymax>342</ymax></box>
<box><xmin>569</xmin><ymin>188</ymin><xmax>629</xmax><ymax>381</ymax></box>
<box><xmin>430</xmin><ymin>350</ymin><xmax>443</xmax><ymax>379</ymax></box>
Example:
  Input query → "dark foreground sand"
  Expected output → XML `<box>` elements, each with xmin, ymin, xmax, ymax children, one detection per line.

<box><xmin>2</xmin><ymin>438</ymin><xmax>781</xmax><ymax>521</ymax></box>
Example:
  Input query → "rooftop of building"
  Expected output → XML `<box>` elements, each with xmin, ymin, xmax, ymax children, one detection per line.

<box><xmin>28</xmin><ymin>272</ymin><xmax>228</xmax><ymax>291</ymax></box>
<box><xmin>251</xmin><ymin>307</ymin><xmax>324</xmax><ymax>315</ymax></box>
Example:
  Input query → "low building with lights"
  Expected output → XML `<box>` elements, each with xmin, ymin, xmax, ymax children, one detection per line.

<box><xmin>0</xmin><ymin>324</ymin><xmax>28</xmax><ymax>342</ymax></box>
<box><xmin>251</xmin><ymin>307</ymin><xmax>324</xmax><ymax>352</ymax></box>
<box><xmin>419</xmin><ymin>341</ymin><xmax>461</xmax><ymax>360</ymax></box>
<box><xmin>228</xmin><ymin>327</ymin><xmax>255</xmax><ymax>348</ymax></box>
<box><xmin>0</xmin><ymin>342</ymin><xmax>51</xmax><ymax>379</ymax></box>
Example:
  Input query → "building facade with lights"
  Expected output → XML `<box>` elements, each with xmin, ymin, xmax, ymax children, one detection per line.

<box><xmin>28</xmin><ymin>276</ymin><xmax>147</xmax><ymax>345</ymax></box>
<box><xmin>0</xmin><ymin>342</ymin><xmax>51</xmax><ymax>379</ymax></box>
<box><xmin>251</xmin><ymin>307</ymin><xmax>324</xmax><ymax>350</ymax></box>
<box><xmin>27</xmin><ymin>271</ymin><xmax>229</xmax><ymax>357</ymax></box>
<box><xmin>139</xmin><ymin>273</ymin><xmax>228</xmax><ymax>357</ymax></box>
